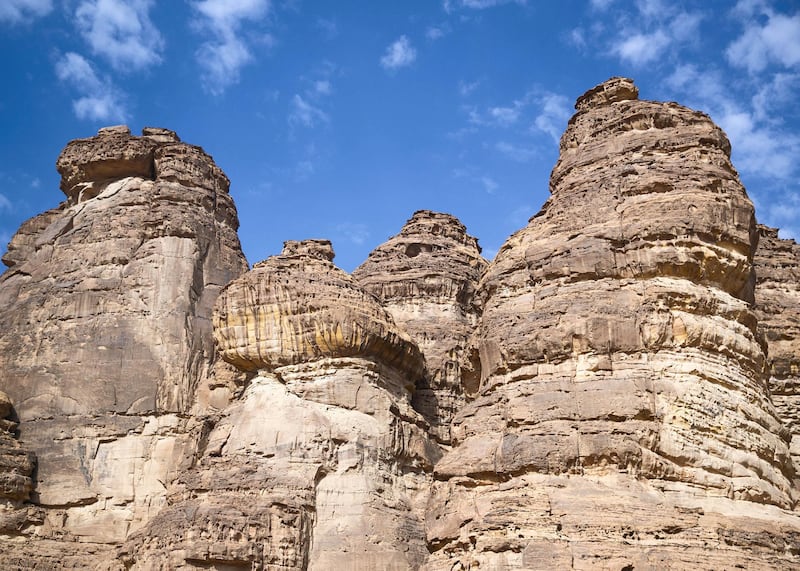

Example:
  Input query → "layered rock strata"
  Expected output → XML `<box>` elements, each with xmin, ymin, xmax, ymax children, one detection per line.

<box><xmin>0</xmin><ymin>126</ymin><xmax>248</xmax><ymax>563</ymax></box>
<box><xmin>424</xmin><ymin>77</ymin><xmax>800</xmax><ymax>569</ymax></box>
<box><xmin>353</xmin><ymin>211</ymin><xmax>487</xmax><ymax>443</ymax></box>
<box><xmin>122</xmin><ymin>240</ymin><xmax>440</xmax><ymax>570</ymax></box>
<box><xmin>754</xmin><ymin>225</ymin><xmax>800</xmax><ymax>474</ymax></box>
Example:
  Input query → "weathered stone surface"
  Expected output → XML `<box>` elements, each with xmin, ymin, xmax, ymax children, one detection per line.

<box><xmin>214</xmin><ymin>239</ymin><xmax>424</xmax><ymax>378</ymax></box>
<box><xmin>0</xmin><ymin>127</ymin><xmax>248</xmax><ymax>563</ymax></box>
<box><xmin>754</xmin><ymin>225</ymin><xmax>800</xmax><ymax>475</ymax></box>
<box><xmin>2</xmin><ymin>78</ymin><xmax>800</xmax><ymax>569</ymax></box>
<box><xmin>353</xmin><ymin>210</ymin><xmax>486</xmax><ymax>443</ymax></box>
<box><xmin>124</xmin><ymin>242</ymin><xmax>439</xmax><ymax>569</ymax></box>
<box><xmin>425</xmin><ymin>77</ymin><xmax>800</xmax><ymax>569</ymax></box>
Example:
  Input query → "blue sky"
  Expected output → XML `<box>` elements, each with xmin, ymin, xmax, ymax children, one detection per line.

<box><xmin>1</xmin><ymin>0</ymin><xmax>799</xmax><ymax>271</ymax></box>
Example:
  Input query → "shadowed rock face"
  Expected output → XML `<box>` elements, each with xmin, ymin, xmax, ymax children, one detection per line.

<box><xmin>754</xmin><ymin>225</ymin><xmax>800</xmax><ymax>474</ymax></box>
<box><xmin>0</xmin><ymin>126</ymin><xmax>248</xmax><ymax>560</ymax></box>
<box><xmin>423</xmin><ymin>77</ymin><xmax>799</xmax><ymax>570</ymax></box>
<box><xmin>123</xmin><ymin>241</ymin><xmax>439</xmax><ymax>570</ymax></box>
<box><xmin>353</xmin><ymin>210</ymin><xmax>487</xmax><ymax>443</ymax></box>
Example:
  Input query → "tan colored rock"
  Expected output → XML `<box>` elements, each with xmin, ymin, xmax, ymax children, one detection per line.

<box><xmin>754</xmin><ymin>225</ymin><xmax>800</xmax><ymax>474</ymax></box>
<box><xmin>0</xmin><ymin>126</ymin><xmax>248</xmax><ymax>564</ymax></box>
<box><xmin>425</xmin><ymin>77</ymin><xmax>800</xmax><ymax>569</ymax></box>
<box><xmin>353</xmin><ymin>210</ymin><xmax>487</xmax><ymax>443</ymax></box>
<box><xmin>214</xmin><ymin>239</ymin><xmax>424</xmax><ymax>377</ymax></box>
<box><xmin>124</xmin><ymin>241</ymin><xmax>439</xmax><ymax>570</ymax></box>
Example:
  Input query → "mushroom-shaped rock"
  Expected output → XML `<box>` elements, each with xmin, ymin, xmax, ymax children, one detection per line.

<box><xmin>213</xmin><ymin>239</ymin><xmax>425</xmax><ymax>379</ymax></box>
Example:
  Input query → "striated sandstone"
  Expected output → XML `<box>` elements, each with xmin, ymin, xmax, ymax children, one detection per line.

<box><xmin>123</xmin><ymin>241</ymin><xmax>439</xmax><ymax>570</ymax></box>
<box><xmin>0</xmin><ymin>126</ymin><xmax>248</xmax><ymax>566</ymax></box>
<box><xmin>424</xmin><ymin>77</ymin><xmax>800</xmax><ymax>569</ymax></box>
<box><xmin>754</xmin><ymin>225</ymin><xmax>800</xmax><ymax>475</ymax></box>
<box><xmin>353</xmin><ymin>210</ymin><xmax>487</xmax><ymax>443</ymax></box>
<box><xmin>1</xmin><ymin>78</ymin><xmax>800</xmax><ymax>569</ymax></box>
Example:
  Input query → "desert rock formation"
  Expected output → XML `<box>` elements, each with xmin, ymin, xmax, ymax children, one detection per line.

<box><xmin>353</xmin><ymin>211</ymin><xmax>487</xmax><ymax>443</ymax></box>
<box><xmin>1</xmin><ymin>79</ymin><xmax>800</xmax><ymax>569</ymax></box>
<box><xmin>0</xmin><ymin>126</ymin><xmax>248</xmax><ymax>567</ymax></box>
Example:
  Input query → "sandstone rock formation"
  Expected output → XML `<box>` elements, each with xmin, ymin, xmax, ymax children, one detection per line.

<box><xmin>0</xmin><ymin>126</ymin><xmax>248</xmax><ymax>566</ymax></box>
<box><xmin>424</xmin><ymin>77</ymin><xmax>800</xmax><ymax>569</ymax></box>
<box><xmin>754</xmin><ymin>225</ymin><xmax>800</xmax><ymax>475</ymax></box>
<box><xmin>353</xmin><ymin>211</ymin><xmax>487</xmax><ymax>443</ymax></box>
<box><xmin>122</xmin><ymin>240</ymin><xmax>439</xmax><ymax>570</ymax></box>
<box><xmin>1</xmin><ymin>79</ymin><xmax>800</xmax><ymax>570</ymax></box>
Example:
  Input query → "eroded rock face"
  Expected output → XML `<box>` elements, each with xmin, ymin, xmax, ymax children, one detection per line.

<box><xmin>353</xmin><ymin>210</ymin><xmax>487</xmax><ymax>443</ymax></box>
<box><xmin>2</xmin><ymin>78</ymin><xmax>800</xmax><ymax>570</ymax></box>
<box><xmin>754</xmin><ymin>225</ymin><xmax>800</xmax><ymax>474</ymax></box>
<box><xmin>123</xmin><ymin>241</ymin><xmax>439</xmax><ymax>570</ymax></box>
<box><xmin>0</xmin><ymin>126</ymin><xmax>248</xmax><ymax>561</ymax></box>
<box><xmin>424</xmin><ymin>77</ymin><xmax>800</xmax><ymax>569</ymax></box>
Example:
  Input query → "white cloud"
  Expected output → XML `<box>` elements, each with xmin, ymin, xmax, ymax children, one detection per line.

<box><xmin>288</xmin><ymin>94</ymin><xmax>328</xmax><ymax>128</ymax></box>
<box><xmin>0</xmin><ymin>193</ymin><xmax>12</xmax><ymax>211</ymax></box>
<box><xmin>458</xmin><ymin>79</ymin><xmax>481</xmax><ymax>97</ymax></box>
<box><xmin>533</xmin><ymin>93</ymin><xmax>571</xmax><ymax>142</ymax></box>
<box><xmin>481</xmin><ymin>176</ymin><xmax>498</xmax><ymax>193</ymax></box>
<box><xmin>380</xmin><ymin>36</ymin><xmax>417</xmax><ymax>69</ymax></box>
<box><xmin>426</xmin><ymin>26</ymin><xmax>445</xmax><ymax>40</ymax></box>
<box><xmin>191</xmin><ymin>0</ymin><xmax>271</xmax><ymax>94</ymax></box>
<box><xmin>456</xmin><ymin>0</ymin><xmax>525</xmax><ymax>8</ymax></box>
<box><xmin>488</xmin><ymin>105</ymin><xmax>521</xmax><ymax>125</ymax></box>
<box><xmin>612</xmin><ymin>29</ymin><xmax>670</xmax><ymax>66</ymax></box>
<box><xmin>74</xmin><ymin>0</ymin><xmax>163</xmax><ymax>71</ymax></box>
<box><xmin>0</xmin><ymin>0</ymin><xmax>51</xmax><ymax>24</ymax></box>
<box><xmin>55</xmin><ymin>52</ymin><xmax>126</xmax><ymax>122</ymax></box>
<box><xmin>727</xmin><ymin>11</ymin><xmax>800</xmax><ymax>73</ymax></box>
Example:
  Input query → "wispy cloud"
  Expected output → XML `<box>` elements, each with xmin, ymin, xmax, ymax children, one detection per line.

<box><xmin>74</xmin><ymin>0</ymin><xmax>163</xmax><ymax>71</ymax></box>
<box><xmin>466</xmin><ymin>90</ymin><xmax>570</xmax><ymax>140</ymax></box>
<box><xmin>288</xmin><ymin>94</ymin><xmax>328</xmax><ymax>128</ymax></box>
<box><xmin>335</xmin><ymin>222</ymin><xmax>369</xmax><ymax>246</ymax></box>
<box><xmin>55</xmin><ymin>52</ymin><xmax>126</xmax><ymax>122</ymax></box>
<box><xmin>495</xmin><ymin>141</ymin><xmax>538</xmax><ymax>162</ymax></box>
<box><xmin>0</xmin><ymin>193</ymin><xmax>13</xmax><ymax>212</ymax></box>
<box><xmin>726</xmin><ymin>8</ymin><xmax>800</xmax><ymax>73</ymax></box>
<box><xmin>452</xmin><ymin>168</ymin><xmax>499</xmax><ymax>194</ymax></box>
<box><xmin>191</xmin><ymin>0</ymin><xmax>271</xmax><ymax>94</ymax></box>
<box><xmin>288</xmin><ymin>63</ymin><xmax>335</xmax><ymax>130</ymax></box>
<box><xmin>0</xmin><ymin>0</ymin><xmax>52</xmax><ymax>24</ymax></box>
<box><xmin>605</xmin><ymin>3</ymin><xmax>702</xmax><ymax>66</ymax></box>
<box><xmin>533</xmin><ymin>93</ymin><xmax>571</xmax><ymax>142</ymax></box>
<box><xmin>445</xmin><ymin>0</ymin><xmax>526</xmax><ymax>10</ymax></box>
<box><xmin>380</xmin><ymin>35</ymin><xmax>416</xmax><ymax>70</ymax></box>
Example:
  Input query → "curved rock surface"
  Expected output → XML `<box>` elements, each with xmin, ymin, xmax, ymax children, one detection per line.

<box><xmin>424</xmin><ymin>77</ymin><xmax>800</xmax><ymax>569</ymax></box>
<box><xmin>123</xmin><ymin>241</ymin><xmax>439</xmax><ymax>570</ymax></box>
<box><xmin>353</xmin><ymin>210</ymin><xmax>487</xmax><ymax>443</ymax></box>
<box><xmin>0</xmin><ymin>126</ymin><xmax>248</xmax><ymax>565</ymax></box>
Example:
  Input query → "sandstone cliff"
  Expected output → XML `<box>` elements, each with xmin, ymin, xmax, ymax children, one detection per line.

<box><xmin>0</xmin><ymin>126</ymin><xmax>248</xmax><ymax>567</ymax></box>
<box><xmin>353</xmin><ymin>211</ymin><xmax>487</xmax><ymax>443</ymax></box>
<box><xmin>1</xmin><ymin>79</ymin><xmax>799</xmax><ymax>570</ymax></box>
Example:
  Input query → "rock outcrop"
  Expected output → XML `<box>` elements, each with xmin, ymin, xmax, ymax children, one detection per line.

<box><xmin>754</xmin><ymin>225</ymin><xmax>800</xmax><ymax>475</ymax></box>
<box><xmin>1</xmin><ymin>79</ymin><xmax>800</xmax><ymax>570</ymax></box>
<box><xmin>0</xmin><ymin>126</ymin><xmax>248</xmax><ymax>566</ymax></box>
<box><xmin>424</xmin><ymin>77</ymin><xmax>800</xmax><ymax>569</ymax></box>
<box><xmin>353</xmin><ymin>211</ymin><xmax>487</xmax><ymax>443</ymax></box>
<box><xmin>121</xmin><ymin>240</ymin><xmax>440</xmax><ymax>570</ymax></box>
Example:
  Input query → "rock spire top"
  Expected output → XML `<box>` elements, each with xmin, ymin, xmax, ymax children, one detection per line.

<box><xmin>575</xmin><ymin>76</ymin><xmax>639</xmax><ymax>111</ymax></box>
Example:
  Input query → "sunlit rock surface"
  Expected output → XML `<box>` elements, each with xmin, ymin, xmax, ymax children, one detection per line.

<box><xmin>1</xmin><ymin>79</ymin><xmax>800</xmax><ymax>569</ymax></box>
